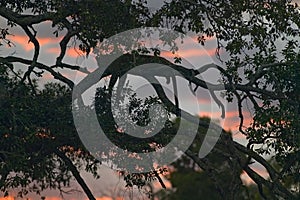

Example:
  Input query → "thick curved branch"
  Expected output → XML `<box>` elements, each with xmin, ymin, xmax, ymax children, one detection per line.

<box><xmin>0</xmin><ymin>7</ymin><xmax>56</xmax><ymax>26</ymax></box>
<box><xmin>0</xmin><ymin>56</ymin><xmax>74</xmax><ymax>88</ymax></box>
<box><xmin>1</xmin><ymin>8</ymin><xmax>41</xmax><ymax>82</ymax></box>
<box><xmin>20</xmin><ymin>25</ymin><xmax>40</xmax><ymax>72</ymax></box>
<box><xmin>137</xmin><ymin>56</ymin><xmax>288</xmax><ymax>101</ymax></box>
<box><xmin>54</xmin><ymin>149</ymin><xmax>96</xmax><ymax>200</ymax></box>
<box><xmin>76</xmin><ymin>54</ymin><xmax>287</xmax><ymax>111</ymax></box>
<box><xmin>56</xmin><ymin>19</ymin><xmax>79</xmax><ymax>64</ymax></box>
<box><xmin>234</xmin><ymin>142</ymin><xmax>278</xmax><ymax>181</ymax></box>
<box><xmin>0</xmin><ymin>6</ymin><xmax>87</xmax><ymax>82</ymax></box>
<box><xmin>243</xmin><ymin>166</ymin><xmax>271</xmax><ymax>200</ymax></box>
<box><xmin>21</xmin><ymin>25</ymin><xmax>40</xmax><ymax>61</ymax></box>
<box><xmin>234</xmin><ymin>143</ymin><xmax>296</xmax><ymax>199</ymax></box>
<box><xmin>143</xmin><ymin>74</ymin><xmax>232</xmax><ymax>154</ymax></box>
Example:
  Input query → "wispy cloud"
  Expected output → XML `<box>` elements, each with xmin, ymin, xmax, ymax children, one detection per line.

<box><xmin>46</xmin><ymin>47</ymin><xmax>85</xmax><ymax>58</ymax></box>
<box><xmin>7</xmin><ymin>34</ymin><xmax>62</xmax><ymax>52</ymax></box>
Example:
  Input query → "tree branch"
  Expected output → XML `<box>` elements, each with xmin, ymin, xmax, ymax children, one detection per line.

<box><xmin>54</xmin><ymin>149</ymin><xmax>96</xmax><ymax>200</ymax></box>
<box><xmin>0</xmin><ymin>56</ymin><xmax>74</xmax><ymax>88</ymax></box>
<box><xmin>56</xmin><ymin>19</ymin><xmax>79</xmax><ymax>64</ymax></box>
<box><xmin>0</xmin><ymin>6</ymin><xmax>70</xmax><ymax>26</ymax></box>
<box><xmin>234</xmin><ymin>143</ymin><xmax>296</xmax><ymax>199</ymax></box>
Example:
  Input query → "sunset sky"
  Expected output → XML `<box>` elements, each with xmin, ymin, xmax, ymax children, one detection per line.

<box><xmin>0</xmin><ymin>1</ymin><xmax>284</xmax><ymax>199</ymax></box>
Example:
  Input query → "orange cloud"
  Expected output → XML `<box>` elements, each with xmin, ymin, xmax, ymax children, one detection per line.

<box><xmin>0</xmin><ymin>197</ymin><xmax>16</xmax><ymax>200</ymax></box>
<box><xmin>7</xmin><ymin>35</ymin><xmax>62</xmax><ymax>51</ymax></box>
<box><xmin>223</xmin><ymin>116</ymin><xmax>253</xmax><ymax>132</ymax></box>
<box><xmin>42</xmin><ymin>197</ymin><xmax>62</xmax><ymax>200</ymax></box>
<box><xmin>198</xmin><ymin>110</ymin><xmax>251</xmax><ymax>119</ymax></box>
<box><xmin>161</xmin><ymin>48</ymin><xmax>218</xmax><ymax>59</ymax></box>
<box><xmin>46</xmin><ymin>47</ymin><xmax>60</xmax><ymax>55</ymax></box>
<box><xmin>1</xmin><ymin>196</ymin><xmax>65</xmax><ymax>200</ymax></box>
<box><xmin>7</xmin><ymin>33</ymin><xmax>84</xmax><ymax>58</ymax></box>
<box><xmin>8</xmin><ymin>35</ymin><xmax>33</xmax><ymax>51</ymax></box>
<box><xmin>96</xmin><ymin>197</ymin><xmax>112</xmax><ymax>200</ymax></box>
<box><xmin>0</xmin><ymin>196</ymin><xmax>119</xmax><ymax>200</ymax></box>
<box><xmin>66</xmin><ymin>48</ymin><xmax>85</xmax><ymax>57</ymax></box>
<box><xmin>46</xmin><ymin>47</ymin><xmax>85</xmax><ymax>58</ymax></box>
<box><xmin>198</xmin><ymin>110</ymin><xmax>253</xmax><ymax>132</ymax></box>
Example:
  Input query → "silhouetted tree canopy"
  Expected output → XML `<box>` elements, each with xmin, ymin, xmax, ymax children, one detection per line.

<box><xmin>0</xmin><ymin>0</ymin><xmax>299</xmax><ymax>200</ymax></box>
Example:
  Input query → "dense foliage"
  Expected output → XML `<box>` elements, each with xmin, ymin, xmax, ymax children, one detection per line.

<box><xmin>0</xmin><ymin>64</ymin><xmax>98</xmax><ymax>197</ymax></box>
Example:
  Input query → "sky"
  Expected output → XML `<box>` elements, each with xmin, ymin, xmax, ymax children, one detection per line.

<box><xmin>1</xmin><ymin>0</ymin><xmax>295</xmax><ymax>199</ymax></box>
<box><xmin>0</xmin><ymin>21</ymin><xmax>257</xmax><ymax>198</ymax></box>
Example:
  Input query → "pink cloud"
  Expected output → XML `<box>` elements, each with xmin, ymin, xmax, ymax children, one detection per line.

<box><xmin>46</xmin><ymin>47</ymin><xmax>86</xmax><ymax>58</ymax></box>
<box><xmin>0</xmin><ymin>197</ymin><xmax>16</xmax><ymax>200</ymax></box>
<box><xmin>197</xmin><ymin>109</ymin><xmax>253</xmax><ymax>132</ymax></box>
<box><xmin>7</xmin><ymin>35</ymin><xmax>62</xmax><ymax>51</ymax></box>
<box><xmin>161</xmin><ymin>48</ymin><xmax>218</xmax><ymax>59</ymax></box>
<box><xmin>198</xmin><ymin>110</ymin><xmax>252</xmax><ymax>120</ymax></box>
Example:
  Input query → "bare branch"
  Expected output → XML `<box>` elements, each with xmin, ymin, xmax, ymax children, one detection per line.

<box><xmin>55</xmin><ymin>149</ymin><xmax>96</xmax><ymax>200</ymax></box>
<box><xmin>153</xmin><ymin>170</ymin><xmax>166</xmax><ymax>189</ymax></box>
<box><xmin>234</xmin><ymin>142</ymin><xmax>278</xmax><ymax>181</ymax></box>
<box><xmin>0</xmin><ymin>56</ymin><xmax>74</xmax><ymax>88</ymax></box>
<box><xmin>56</xmin><ymin>19</ymin><xmax>79</xmax><ymax>64</ymax></box>
<box><xmin>233</xmin><ymin>91</ymin><xmax>246</xmax><ymax>135</ymax></box>
<box><xmin>20</xmin><ymin>25</ymin><xmax>40</xmax><ymax>82</ymax></box>
<box><xmin>0</xmin><ymin>7</ymin><xmax>56</xmax><ymax>26</ymax></box>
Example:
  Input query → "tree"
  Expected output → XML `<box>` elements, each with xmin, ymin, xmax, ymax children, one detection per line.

<box><xmin>0</xmin><ymin>0</ymin><xmax>147</xmax><ymax>199</ymax></box>
<box><xmin>0</xmin><ymin>0</ymin><xmax>299</xmax><ymax>200</ymax></box>
<box><xmin>154</xmin><ymin>148</ymin><xmax>248</xmax><ymax>200</ymax></box>
<box><xmin>0</xmin><ymin>63</ymin><xmax>100</xmax><ymax>199</ymax></box>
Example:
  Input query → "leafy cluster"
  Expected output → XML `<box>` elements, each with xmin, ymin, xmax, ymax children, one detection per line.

<box><xmin>0</xmin><ymin>64</ymin><xmax>98</xmax><ymax>197</ymax></box>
